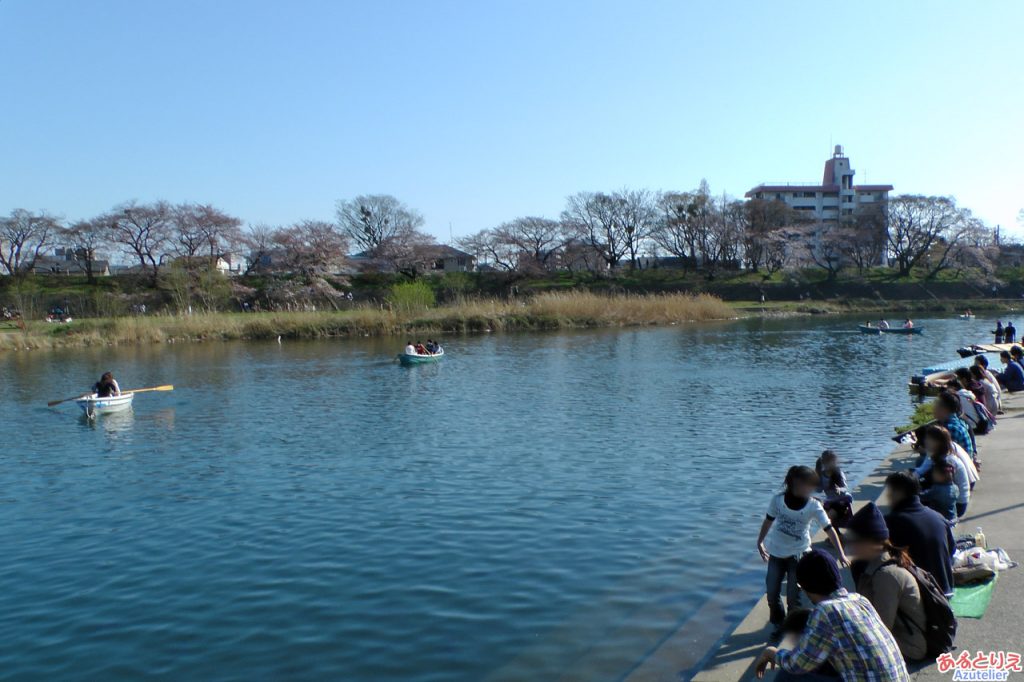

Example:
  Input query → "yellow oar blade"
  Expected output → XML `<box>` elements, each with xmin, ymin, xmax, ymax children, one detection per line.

<box><xmin>122</xmin><ymin>384</ymin><xmax>174</xmax><ymax>394</ymax></box>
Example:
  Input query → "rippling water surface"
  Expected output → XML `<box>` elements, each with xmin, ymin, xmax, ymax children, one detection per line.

<box><xmin>0</xmin><ymin>315</ymin><xmax>995</xmax><ymax>680</ymax></box>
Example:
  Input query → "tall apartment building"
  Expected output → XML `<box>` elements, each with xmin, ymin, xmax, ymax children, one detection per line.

<box><xmin>745</xmin><ymin>145</ymin><xmax>892</xmax><ymax>222</ymax></box>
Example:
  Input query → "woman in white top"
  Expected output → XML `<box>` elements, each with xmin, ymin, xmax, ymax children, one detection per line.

<box><xmin>974</xmin><ymin>356</ymin><xmax>1003</xmax><ymax>412</ymax></box>
<box><xmin>970</xmin><ymin>365</ymin><xmax>1000</xmax><ymax>415</ymax></box>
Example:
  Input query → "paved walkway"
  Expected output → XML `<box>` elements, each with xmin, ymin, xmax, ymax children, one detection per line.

<box><xmin>682</xmin><ymin>393</ymin><xmax>1024</xmax><ymax>682</ymax></box>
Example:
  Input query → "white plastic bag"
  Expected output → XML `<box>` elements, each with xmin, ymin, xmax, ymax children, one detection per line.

<box><xmin>953</xmin><ymin>547</ymin><xmax>1017</xmax><ymax>572</ymax></box>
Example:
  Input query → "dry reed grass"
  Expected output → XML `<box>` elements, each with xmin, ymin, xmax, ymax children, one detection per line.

<box><xmin>0</xmin><ymin>291</ymin><xmax>733</xmax><ymax>352</ymax></box>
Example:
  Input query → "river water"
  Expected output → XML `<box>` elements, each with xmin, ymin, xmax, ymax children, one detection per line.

<box><xmin>0</xmin><ymin>315</ymin><xmax>997</xmax><ymax>680</ymax></box>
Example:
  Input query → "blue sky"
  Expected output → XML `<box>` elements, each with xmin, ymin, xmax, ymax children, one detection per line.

<box><xmin>1</xmin><ymin>0</ymin><xmax>1022</xmax><ymax>239</ymax></box>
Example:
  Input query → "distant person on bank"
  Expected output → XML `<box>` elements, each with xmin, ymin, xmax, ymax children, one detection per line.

<box><xmin>1005</xmin><ymin>321</ymin><xmax>1017</xmax><ymax>344</ymax></box>
<box><xmin>996</xmin><ymin>348</ymin><xmax>1024</xmax><ymax>392</ymax></box>
<box><xmin>757</xmin><ymin>466</ymin><xmax>849</xmax><ymax>637</ymax></box>
<box><xmin>846</xmin><ymin>503</ymin><xmax>930</xmax><ymax>662</ymax></box>
<box><xmin>993</xmin><ymin>320</ymin><xmax>1004</xmax><ymax>344</ymax></box>
<box><xmin>755</xmin><ymin>549</ymin><xmax>910</xmax><ymax>681</ymax></box>
<box><xmin>884</xmin><ymin>472</ymin><xmax>956</xmax><ymax>598</ymax></box>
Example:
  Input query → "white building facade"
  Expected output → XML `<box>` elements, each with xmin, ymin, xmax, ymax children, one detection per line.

<box><xmin>745</xmin><ymin>145</ymin><xmax>892</xmax><ymax>223</ymax></box>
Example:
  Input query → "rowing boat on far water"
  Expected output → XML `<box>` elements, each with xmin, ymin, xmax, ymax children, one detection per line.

<box><xmin>858</xmin><ymin>325</ymin><xmax>882</xmax><ymax>335</ymax></box>
<box><xmin>398</xmin><ymin>348</ymin><xmax>445</xmax><ymax>365</ymax></box>
<box><xmin>75</xmin><ymin>392</ymin><xmax>134</xmax><ymax>416</ymax></box>
<box><xmin>880</xmin><ymin>327</ymin><xmax>923</xmax><ymax>335</ymax></box>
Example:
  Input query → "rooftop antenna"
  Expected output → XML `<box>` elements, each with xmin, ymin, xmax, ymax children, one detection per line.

<box><xmin>449</xmin><ymin>222</ymin><xmax>453</xmax><ymax>246</ymax></box>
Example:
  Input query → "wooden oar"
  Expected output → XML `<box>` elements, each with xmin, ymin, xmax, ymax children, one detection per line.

<box><xmin>47</xmin><ymin>384</ymin><xmax>174</xmax><ymax>407</ymax></box>
<box><xmin>47</xmin><ymin>392</ymin><xmax>92</xmax><ymax>407</ymax></box>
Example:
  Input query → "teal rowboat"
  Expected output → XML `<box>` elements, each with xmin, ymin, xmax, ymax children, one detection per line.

<box><xmin>398</xmin><ymin>348</ymin><xmax>445</xmax><ymax>365</ymax></box>
<box><xmin>858</xmin><ymin>325</ymin><xmax>882</xmax><ymax>335</ymax></box>
<box><xmin>880</xmin><ymin>327</ymin><xmax>923</xmax><ymax>335</ymax></box>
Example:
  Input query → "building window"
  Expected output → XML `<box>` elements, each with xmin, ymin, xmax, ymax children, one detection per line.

<box><xmin>775</xmin><ymin>193</ymin><xmax>783</xmax><ymax>200</ymax></box>
<box><xmin>795</xmin><ymin>206</ymin><xmax>816</xmax><ymax>211</ymax></box>
<box><xmin>842</xmin><ymin>195</ymin><xmax>853</xmax><ymax>203</ymax></box>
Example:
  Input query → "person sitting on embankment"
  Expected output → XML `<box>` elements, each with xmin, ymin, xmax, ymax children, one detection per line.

<box><xmin>913</xmin><ymin>425</ymin><xmax>971</xmax><ymax>518</ymax></box>
<box><xmin>911</xmin><ymin>424</ymin><xmax>978</xmax><ymax>496</ymax></box>
<box><xmin>920</xmin><ymin>462</ymin><xmax>959</xmax><ymax>523</ymax></box>
<box><xmin>996</xmin><ymin>348</ymin><xmax>1024</xmax><ymax>392</ymax></box>
<box><xmin>815</xmin><ymin>450</ymin><xmax>853</xmax><ymax>527</ymax></box>
<box><xmin>756</xmin><ymin>466</ymin><xmax>849</xmax><ymax>639</ymax></box>
<box><xmin>754</xmin><ymin>550</ymin><xmax>910</xmax><ymax>681</ymax></box>
<box><xmin>883</xmin><ymin>472</ymin><xmax>956</xmax><ymax>599</ymax></box>
<box><xmin>846</xmin><ymin>503</ymin><xmax>930</xmax><ymax>663</ymax></box>
<box><xmin>970</xmin><ymin>364</ymin><xmax>1001</xmax><ymax>415</ymax></box>
<box><xmin>945</xmin><ymin>377</ymin><xmax>993</xmax><ymax>436</ymax></box>
<box><xmin>932</xmin><ymin>392</ymin><xmax>977</xmax><ymax>467</ymax></box>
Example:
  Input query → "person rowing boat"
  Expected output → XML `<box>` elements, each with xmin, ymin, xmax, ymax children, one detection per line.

<box><xmin>404</xmin><ymin>340</ymin><xmax>442</xmax><ymax>356</ymax></box>
<box><xmin>93</xmin><ymin>371</ymin><xmax>121</xmax><ymax>397</ymax></box>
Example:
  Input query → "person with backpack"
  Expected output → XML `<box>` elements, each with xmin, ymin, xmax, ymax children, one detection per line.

<box><xmin>945</xmin><ymin>379</ymin><xmax>994</xmax><ymax>436</ymax></box>
<box><xmin>884</xmin><ymin>472</ymin><xmax>957</xmax><ymax>598</ymax></box>
<box><xmin>846</xmin><ymin>503</ymin><xmax>949</xmax><ymax>662</ymax></box>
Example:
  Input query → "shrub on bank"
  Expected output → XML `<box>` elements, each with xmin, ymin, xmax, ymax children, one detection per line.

<box><xmin>387</xmin><ymin>281</ymin><xmax>436</xmax><ymax>312</ymax></box>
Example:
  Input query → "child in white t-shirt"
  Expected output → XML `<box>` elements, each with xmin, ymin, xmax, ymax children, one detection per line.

<box><xmin>756</xmin><ymin>465</ymin><xmax>850</xmax><ymax>637</ymax></box>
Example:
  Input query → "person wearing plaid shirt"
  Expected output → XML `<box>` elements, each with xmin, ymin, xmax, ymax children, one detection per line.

<box><xmin>756</xmin><ymin>550</ymin><xmax>909</xmax><ymax>682</ymax></box>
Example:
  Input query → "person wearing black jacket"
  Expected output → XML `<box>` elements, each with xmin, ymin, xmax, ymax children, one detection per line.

<box><xmin>883</xmin><ymin>472</ymin><xmax>956</xmax><ymax>598</ymax></box>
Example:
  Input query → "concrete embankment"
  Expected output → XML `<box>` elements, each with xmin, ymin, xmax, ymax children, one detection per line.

<box><xmin>674</xmin><ymin>393</ymin><xmax>1024</xmax><ymax>682</ymax></box>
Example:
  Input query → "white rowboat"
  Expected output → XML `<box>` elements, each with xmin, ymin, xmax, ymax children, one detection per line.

<box><xmin>397</xmin><ymin>348</ymin><xmax>445</xmax><ymax>365</ymax></box>
<box><xmin>76</xmin><ymin>393</ymin><xmax>134</xmax><ymax>416</ymax></box>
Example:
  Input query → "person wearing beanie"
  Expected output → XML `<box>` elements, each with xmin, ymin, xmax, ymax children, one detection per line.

<box><xmin>884</xmin><ymin>471</ymin><xmax>956</xmax><ymax>598</ymax></box>
<box><xmin>847</xmin><ymin>503</ymin><xmax>929</xmax><ymax>662</ymax></box>
<box><xmin>755</xmin><ymin>549</ymin><xmax>909</xmax><ymax>681</ymax></box>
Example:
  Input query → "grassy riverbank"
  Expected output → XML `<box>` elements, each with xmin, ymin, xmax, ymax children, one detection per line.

<box><xmin>0</xmin><ymin>291</ymin><xmax>733</xmax><ymax>351</ymax></box>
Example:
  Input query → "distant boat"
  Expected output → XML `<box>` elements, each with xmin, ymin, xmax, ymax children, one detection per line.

<box><xmin>858</xmin><ymin>325</ymin><xmax>882</xmax><ymax>335</ymax></box>
<box><xmin>398</xmin><ymin>348</ymin><xmax>445</xmax><ymax>365</ymax></box>
<box><xmin>880</xmin><ymin>327</ymin><xmax>923</xmax><ymax>335</ymax></box>
<box><xmin>76</xmin><ymin>392</ymin><xmax>134</xmax><ymax>416</ymax></box>
<box><xmin>959</xmin><ymin>314</ymin><xmax>975</xmax><ymax>320</ymax></box>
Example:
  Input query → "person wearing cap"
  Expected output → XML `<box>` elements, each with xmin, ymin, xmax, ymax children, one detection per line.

<box><xmin>755</xmin><ymin>549</ymin><xmax>909</xmax><ymax>681</ymax></box>
<box><xmin>846</xmin><ymin>503</ymin><xmax>928</xmax><ymax>662</ymax></box>
<box><xmin>884</xmin><ymin>471</ymin><xmax>956</xmax><ymax>598</ymax></box>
